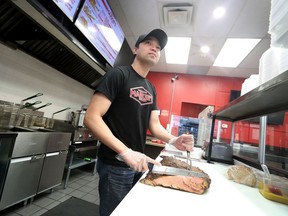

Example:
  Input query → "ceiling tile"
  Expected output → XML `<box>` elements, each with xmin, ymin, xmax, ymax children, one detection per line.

<box><xmin>238</xmin><ymin>38</ymin><xmax>271</xmax><ymax>68</ymax></box>
<box><xmin>187</xmin><ymin>65</ymin><xmax>210</xmax><ymax>75</ymax></box>
<box><xmin>229</xmin><ymin>0</ymin><xmax>271</xmax><ymax>37</ymax></box>
<box><xmin>109</xmin><ymin>0</ymin><xmax>272</xmax><ymax>78</ymax></box>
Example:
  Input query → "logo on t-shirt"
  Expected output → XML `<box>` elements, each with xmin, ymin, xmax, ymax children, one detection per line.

<box><xmin>130</xmin><ymin>87</ymin><xmax>153</xmax><ymax>105</ymax></box>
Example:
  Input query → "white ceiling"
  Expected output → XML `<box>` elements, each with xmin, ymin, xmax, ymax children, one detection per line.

<box><xmin>108</xmin><ymin>0</ymin><xmax>271</xmax><ymax>78</ymax></box>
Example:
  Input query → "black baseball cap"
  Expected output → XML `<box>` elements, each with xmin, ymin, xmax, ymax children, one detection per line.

<box><xmin>135</xmin><ymin>29</ymin><xmax>168</xmax><ymax>50</ymax></box>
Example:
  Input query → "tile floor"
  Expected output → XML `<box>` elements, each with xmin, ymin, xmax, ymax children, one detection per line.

<box><xmin>0</xmin><ymin>167</ymin><xmax>99</xmax><ymax>216</ymax></box>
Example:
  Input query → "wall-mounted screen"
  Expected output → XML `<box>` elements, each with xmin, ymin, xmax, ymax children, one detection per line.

<box><xmin>52</xmin><ymin>0</ymin><xmax>82</xmax><ymax>21</ymax></box>
<box><xmin>75</xmin><ymin>0</ymin><xmax>125</xmax><ymax>66</ymax></box>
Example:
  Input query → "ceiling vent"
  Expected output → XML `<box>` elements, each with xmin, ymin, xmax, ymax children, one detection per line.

<box><xmin>163</xmin><ymin>5</ymin><xmax>193</xmax><ymax>26</ymax></box>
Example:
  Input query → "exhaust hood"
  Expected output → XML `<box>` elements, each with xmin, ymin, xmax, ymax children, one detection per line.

<box><xmin>0</xmin><ymin>0</ymin><xmax>108</xmax><ymax>89</ymax></box>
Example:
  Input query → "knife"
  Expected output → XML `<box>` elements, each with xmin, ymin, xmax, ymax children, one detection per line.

<box><xmin>152</xmin><ymin>165</ymin><xmax>209</xmax><ymax>178</ymax></box>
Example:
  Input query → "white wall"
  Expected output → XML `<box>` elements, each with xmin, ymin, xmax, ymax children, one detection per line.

<box><xmin>0</xmin><ymin>43</ymin><xmax>94</xmax><ymax>120</ymax></box>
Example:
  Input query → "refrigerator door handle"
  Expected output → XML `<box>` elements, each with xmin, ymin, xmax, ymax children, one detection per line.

<box><xmin>46</xmin><ymin>152</ymin><xmax>59</xmax><ymax>157</ymax></box>
<box><xmin>11</xmin><ymin>157</ymin><xmax>32</xmax><ymax>164</ymax></box>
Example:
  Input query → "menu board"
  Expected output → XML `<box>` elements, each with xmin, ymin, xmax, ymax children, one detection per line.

<box><xmin>52</xmin><ymin>0</ymin><xmax>81</xmax><ymax>21</ymax></box>
<box><xmin>75</xmin><ymin>0</ymin><xmax>125</xmax><ymax>66</ymax></box>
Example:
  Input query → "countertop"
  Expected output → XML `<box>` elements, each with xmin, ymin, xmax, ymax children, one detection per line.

<box><xmin>111</xmin><ymin>147</ymin><xmax>288</xmax><ymax>216</ymax></box>
<box><xmin>145</xmin><ymin>135</ymin><xmax>166</xmax><ymax>147</ymax></box>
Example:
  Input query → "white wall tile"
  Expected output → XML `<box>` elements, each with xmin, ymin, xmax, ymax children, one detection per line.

<box><xmin>0</xmin><ymin>44</ymin><xmax>94</xmax><ymax>120</ymax></box>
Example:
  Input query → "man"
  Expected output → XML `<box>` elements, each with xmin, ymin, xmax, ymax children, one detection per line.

<box><xmin>84</xmin><ymin>29</ymin><xmax>194</xmax><ymax>216</ymax></box>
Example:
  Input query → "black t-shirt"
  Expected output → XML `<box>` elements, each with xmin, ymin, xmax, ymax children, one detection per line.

<box><xmin>95</xmin><ymin>66</ymin><xmax>158</xmax><ymax>167</ymax></box>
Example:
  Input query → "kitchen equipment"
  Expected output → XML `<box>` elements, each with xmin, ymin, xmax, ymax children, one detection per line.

<box><xmin>73</xmin><ymin>127</ymin><xmax>96</xmax><ymax>143</ymax></box>
<box><xmin>0</xmin><ymin>101</ymin><xmax>18</xmax><ymax>130</ymax></box>
<box><xmin>20</xmin><ymin>93</ymin><xmax>43</xmax><ymax>106</ymax></box>
<box><xmin>0</xmin><ymin>133</ymin><xmax>18</xmax><ymax>200</ymax></box>
<box><xmin>37</xmin><ymin>132</ymin><xmax>71</xmax><ymax>194</ymax></box>
<box><xmin>0</xmin><ymin>94</ymin><xmax>43</xmax><ymax>130</ymax></box>
<box><xmin>45</xmin><ymin>107</ymin><xmax>71</xmax><ymax>129</ymax></box>
<box><xmin>0</xmin><ymin>132</ymin><xmax>48</xmax><ymax>210</ymax></box>
<box><xmin>203</xmin><ymin>142</ymin><xmax>233</xmax><ymax>164</ymax></box>
<box><xmin>16</xmin><ymin>93</ymin><xmax>43</xmax><ymax>126</ymax></box>
<box><xmin>258</xmin><ymin>174</ymin><xmax>288</xmax><ymax>205</ymax></box>
<box><xmin>71</xmin><ymin>110</ymin><xmax>86</xmax><ymax>127</ymax></box>
<box><xmin>152</xmin><ymin>165</ymin><xmax>209</xmax><ymax>178</ymax></box>
<box><xmin>0</xmin><ymin>132</ymin><xmax>72</xmax><ymax>210</ymax></box>
<box><xmin>15</xmin><ymin>101</ymin><xmax>42</xmax><ymax>127</ymax></box>
<box><xmin>62</xmin><ymin>105</ymin><xmax>98</xmax><ymax>188</ymax></box>
<box><xmin>71</xmin><ymin>105</ymin><xmax>88</xmax><ymax>127</ymax></box>
<box><xmin>21</xmin><ymin>100</ymin><xmax>42</xmax><ymax>109</ymax></box>
<box><xmin>32</xmin><ymin>103</ymin><xmax>52</xmax><ymax>111</ymax></box>
<box><xmin>29</xmin><ymin>103</ymin><xmax>52</xmax><ymax>128</ymax></box>
<box><xmin>14</xmin><ymin>110</ymin><xmax>31</xmax><ymax>128</ymax></box>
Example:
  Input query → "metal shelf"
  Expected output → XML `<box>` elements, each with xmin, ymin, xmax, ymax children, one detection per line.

<box><xmin>69</xmin><ymin>158</ymin><xmax>97</xmax><ymax>169</ymax></box>
<box><xmin>64</xmin><ymin>141</ymin><xmax>99</xmax><ymax>188</ymax></box>
<box><xmin>74</xmin><ymin>145</ymin><xmax>98</xmax><ymax>152</ymax></box>
<box><xmin>214</xmin><ymin>70</ymin><xmax>288</xmax><ymax>122</ymax></box>
<box><xmin>207</xmin><ymin>71</ymin><xmax>288</xmax><ymax>169</ymax></box>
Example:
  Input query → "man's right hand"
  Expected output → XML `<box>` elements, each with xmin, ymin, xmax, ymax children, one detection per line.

<box><xmin>116</xmin><ymin>148</ymin><xmax>161</xmax><ymax>172</ymax></box>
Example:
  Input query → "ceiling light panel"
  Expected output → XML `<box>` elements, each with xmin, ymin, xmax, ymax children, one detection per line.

<box><xmin>213</xmin><ymin>38</ymin><xmax>261</xmax><ymax>68</ymax></box>
<box><xmin>165</xmin><ymin>37</ymin><xmax>191</xmax><ymax>64</ymax></box>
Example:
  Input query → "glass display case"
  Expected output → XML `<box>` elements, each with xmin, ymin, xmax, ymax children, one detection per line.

<box><xmin>207</xmin><ymin>70</ymin><xmax>288</xmax><ymax>178</ymax></box>
<box><xmin>169</xmin><ymin>115</ymin><xmax>199</xmax><ymax>144</ymax></box>
<box><xmin>197</xmin><ymin>106</ymin><xmax>214</xmax><ymax>147</ymax></box>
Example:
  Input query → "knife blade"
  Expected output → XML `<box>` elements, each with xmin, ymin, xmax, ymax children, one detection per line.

<box><xmin>152</xmin><ymin>165</ymin><xmax>209</xmax><ymax>178</ymax></box>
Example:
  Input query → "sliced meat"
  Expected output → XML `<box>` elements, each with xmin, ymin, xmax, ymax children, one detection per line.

<box><xmin>160</xmin><ymin>155</ymin><xmax>191</xmax><ymax>169</ymax></box>
<box><xmin>141</xmin><ymin>172</ymin><xmax>210</xmax><ymax>194</ymax></box>
<box><xmin>140</xmin><ymin>156</ymin><xmax>211</xmax><ymax>194</ymax></box>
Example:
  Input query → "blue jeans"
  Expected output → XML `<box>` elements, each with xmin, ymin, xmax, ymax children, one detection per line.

<box><xmin>96</xmin><ymin>158</ymin><xmax>143</xmax><ymax>216</ymax></box>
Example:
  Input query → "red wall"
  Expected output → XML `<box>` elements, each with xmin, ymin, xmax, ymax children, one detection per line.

<box><xmin>181</xmin><ymin>102</ymin><xmax>208</xmax><ymax>118</ymax></box>
<box><xmin>147</xmin><ymin>72</ymin><xmax>244</xmax><ymax>127</ymax></box>
<box><xmin>216</xmin><ymin>116</ymin><xmax>288</xmax><ymax>148</ymax></box>
<box><xmin>146</xmin><ymin>72</ymin><xmax>287</xmax><ymax>148</ymax></box>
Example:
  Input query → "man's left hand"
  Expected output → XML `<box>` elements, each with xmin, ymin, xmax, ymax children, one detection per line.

<box><xmin>168</xmin><ymin>134</ymin><xmax>194</xmax><ymax>151</ymax></box>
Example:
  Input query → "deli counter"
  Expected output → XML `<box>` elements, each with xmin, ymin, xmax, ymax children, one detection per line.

<box><xmin>112</xmin><ymin>71</ymin><xmax>288</xmax><ymax>216</ymax></box>
<box><xmin>111</xmin><ymin>147</ymin><xmax>288</xmax><ymax>216</ymax></box>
